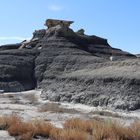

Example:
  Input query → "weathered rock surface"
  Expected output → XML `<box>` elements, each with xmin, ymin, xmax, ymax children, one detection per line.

<box><xmin>45</xmin><ymin>19</ymin><xmax>73</xmax><ymax>28</ymax></box>
<box><xmin>0</xmin><ymin>49</ymin><xmax>38</xmax><ymax>92</ymax></box>
<box><xmin>0</xmin><ymin>43</ymin><xmax>22</xmax><ymax>50</ymax></box>
<box><xmin>0</xmin><ymin>19</ymin><xmax>139</xmax><ymax>110</ymax></box>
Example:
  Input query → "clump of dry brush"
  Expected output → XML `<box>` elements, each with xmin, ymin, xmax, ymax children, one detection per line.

<box><xmin>0</xmin><ymin>114</ymin><xmax>140</xmax><ymax>140</ymax></box>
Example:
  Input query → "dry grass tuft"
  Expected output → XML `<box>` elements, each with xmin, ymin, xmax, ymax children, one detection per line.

<box><xmin>18</xmin><ymin>132</ymin><xmax>33</xmax><ymax>140</ymax></box>
<box><xmin>7</xmin><ymin>118</ymin><xmax>53</xmax><ymax>139</ymax></box>
<box><xmin>50</xmin><ymin>127</ymin><xmax>62</xmax><ymax>140</ymax></box>
<box><xmin>8</xmin><ymin>121</ymin><xmax>34</xmax><ymax>137</ymax></box>
<box><xmin>64</xmin><ymin>118</ymin><xmax>140</xmax><ymax>140</ymax></box>
<box><xmin>64</xmin><ymin>118</ymin><xmax>93</xmax><ymax>134</ymax></box>
<box><xmin>50</xmin><ymin>128</ymin><xmax>88</xmax><ymax>140</ymax></box>
<box><xmin>129</xmin><ymin>120</ymin><xmax>140</xmax><ymax>139</ymax></box>
<box><xmin>0</xmin><ymin>114</ymin><xmax>21</xmax><ymax>130</ymax></box>
<box><xmin>0</xmin><ymin>114</ymin><xmax>53</xmax><ymax>139</ymax></box>
<box><xmin>33</xmin><ymin>120</ymin><xmax>53</xmax><ymax>137</ymax></box>
<box><xmin>0</xmin><ymin>116</ymin><xmax>8</xmax><ymax>130</ymax></box>
<box><xmin>91</xmin><ymin>120</ymin><xmax>137</xmax><ymax>140</ymax></box>
<box><xmin>0</xmin><ymin>114</ymin><xmax>140</xmax><ymax>140</ymax></box>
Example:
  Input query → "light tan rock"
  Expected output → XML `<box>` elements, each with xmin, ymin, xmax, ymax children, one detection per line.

<box><xmin>19</xmin><ymin>38</ymin><xmax>39</xmax><ymax>49</ymax></box>
<box><xmin>44</xmin><ymin>19</ymin><xmax>74</xmax><ymax>28</ymax></box>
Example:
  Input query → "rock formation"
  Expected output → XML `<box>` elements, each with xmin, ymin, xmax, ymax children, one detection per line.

<box><xmin>0</xmin><ymin>19</ymin><xmax>139</xmax><ymax>111</ymax></box>
<box><xmin>76</xmin><ymin>29</ymin><xmax>85</xmax><ymax>35</ymax></box>
<box><xmin>19</xmin><ymin>38</ymin><xmax>39</xmax><ymax>49</ymax></box>
<box><xmin>45</xmin><ymin>19</ymin><xmax>73</xmax><ymax>28</ymax></box>
<box><xmin>0</xmin><ymin>43</ymin><xmax>22</xmax><ymax>50</ymax></box>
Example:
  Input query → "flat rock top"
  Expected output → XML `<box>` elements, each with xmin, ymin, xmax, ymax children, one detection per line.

<box><xmin>46</xmin><ymin>19</ymin><xmax>74</xmax><ymax>23</ymax></box>
<box><xmin>45</xmin><ymin>19</ymin><xmax>74</xmax><ymax>28</ymax></box>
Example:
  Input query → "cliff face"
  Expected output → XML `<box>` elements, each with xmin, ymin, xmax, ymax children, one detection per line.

<box><xmin>0</xmin><ymin>19</ymin><xmax>139</xmax><ymax>111</ymax></box>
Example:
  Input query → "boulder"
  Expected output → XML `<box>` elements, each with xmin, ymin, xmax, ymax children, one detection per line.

<box><xmin>76</xmin><ymin>29</ymin><xmax>85</xmax><ymax>35</ymax></box>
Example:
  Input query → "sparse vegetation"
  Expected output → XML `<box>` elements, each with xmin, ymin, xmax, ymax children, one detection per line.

<box><xmin>1</xmin><ymin>94</ymin><xmax>15</xmax><ymax>98</ymax></box>
<box><xmin>50</xmin><ymin>128</ymin><xmax>89</xmax><ymax>140</ymax></box>
<box><xmin>0</xmin><ymin>114</ymin><xmax>140</xmax><ymax>140</ymax></box>
<box><xmin>0</xmin><ymin>114</ymin><xmax>53</xmax><ymax>140</ymax></box>
<box><xmin>91</xmin><ymin>110</ymin><xmax>121</xmax><ymax>118</ymax></box>
<box><xmin>23</xmin><ymin>93</ymin><xmax>38</xmax><ymax>104</ymax></box>
<box><xmin>38</xmin><ymin>102</ymin><xmax>78</xmax><ymax>114</ymax></box>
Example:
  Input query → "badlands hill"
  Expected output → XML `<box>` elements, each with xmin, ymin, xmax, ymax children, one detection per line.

<box><xmin>0</xmin><ymin>19</ymin><xmax>139</xmax><ymax>111</ymax></box>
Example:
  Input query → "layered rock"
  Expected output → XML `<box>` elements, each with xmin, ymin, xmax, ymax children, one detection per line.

<box><xmin>0</xmin><ymin>19</ymin><xmax>139</xmax><ymax>111</ymax></box>
<box><xmin>45</xmin><ymin>19</ymin><xmax>73</xmax><ymax>28</ymax></box>
<box><xmin>0</xmin><ymin>43</ymin><xmax>22</xmax><ymax>50</ymax></box>
<box><xmin>0</xmin><ymin>49</ymin><xmax>38</xmax><ymax>92</ymax></box>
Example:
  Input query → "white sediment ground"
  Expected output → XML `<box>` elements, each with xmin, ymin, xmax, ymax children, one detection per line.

<box><xmin>0</xmin><ymin>131</ymin><xmax>15</xmax><ymax>140</ymax></box>
<box><xmin>0</xmin><ymin>89</ymin><xmax>140</xmax><ymax>139</ymax></box>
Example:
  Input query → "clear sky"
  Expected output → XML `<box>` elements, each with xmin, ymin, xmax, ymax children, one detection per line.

<box><xmin>0</xmin><ymin>0</ymin><xmax>140</xmax><ymax>54</ymax></box>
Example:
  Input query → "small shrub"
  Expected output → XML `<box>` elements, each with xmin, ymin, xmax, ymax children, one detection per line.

<box><xmin>50</xmin><ymin>128</ymin><xmax>88</xmax><ymax>140</ymax></box>
<box><xmin>129</xmin><ymin>120</ymin><xmax>140</xmax><ymax>139</ymax></box>
<box><xmin>64</xmin><ymin>118</ymin><xmax>93</xmax><ymax>134</ymax></box>
<box><xmin>0</xmin><ymin>116</ymin><xmax>8</xmax><ymax>130</ymax></box>
<box><xmin>50</xmin><ymin>127</ymin><xmax>62</xmax><ymax>140</ymax></box>
<box><xmin>4</xmin><ymin>114</ymin><xmax>21</xmax><ymax>129</ymax></box>
<box><xmin>33</xmin><ymin>120</ymin><xmax>53</xmax><ymax>137</ymax></box>
<box><xmin>19</xmin><ymin>132</ymin><xmax>33</xmax><ymax>140</ymax></box>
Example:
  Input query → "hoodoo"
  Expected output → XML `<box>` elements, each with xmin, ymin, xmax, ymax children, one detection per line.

<box><xmin>44</xmin><ymin>19</ymin><xmax>74</xmax><ymax>28</ymax></box>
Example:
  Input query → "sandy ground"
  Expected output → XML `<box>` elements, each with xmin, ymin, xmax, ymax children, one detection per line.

<box><xmin>0</xmin><ymin>89</ymin><xmax>140</xmax><ymax>139</ymax></box>
<box><xmin>0</xmin><ymin>131</ymin><xmax>15</xmax><ymax>140</ymax></box>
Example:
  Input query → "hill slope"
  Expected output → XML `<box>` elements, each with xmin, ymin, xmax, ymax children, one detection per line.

<box><xmin>0</xmin><ymin>19</ymin><xmax>139</xmax><ymax>110</ymax></box>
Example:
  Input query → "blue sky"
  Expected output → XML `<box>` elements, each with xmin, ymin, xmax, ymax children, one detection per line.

<box><xmin>0</xmin><ymin>0</ymin><xmax>140</xmax><ymax>54</ymax></box>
